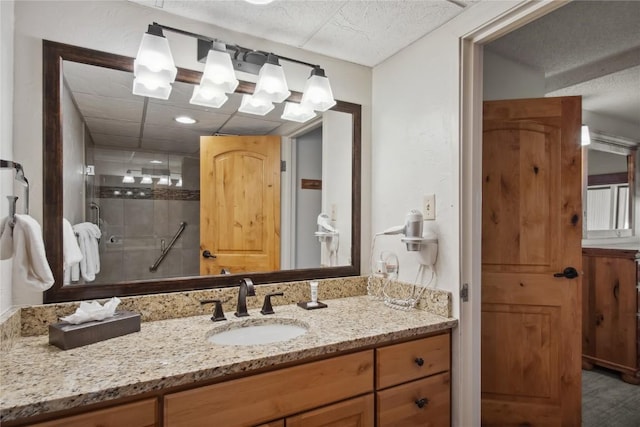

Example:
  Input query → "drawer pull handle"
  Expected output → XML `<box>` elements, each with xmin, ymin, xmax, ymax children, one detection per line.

<box><xmin>415</xmin><ymin>357</ymin><xmax>425</xmax><ymax>367</ymax></box>
<box><xmin>415</xmin><ymin>398</ymin><xmax>429</xmax><ymax>409</ymax></box>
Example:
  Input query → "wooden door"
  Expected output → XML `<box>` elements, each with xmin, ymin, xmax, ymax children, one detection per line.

<box><xmin>200</xmin><ymin>135</ymin><xmax>280</xmax><ymax>275</ymax></box>
<box><xmin>481</xmin><ymin>97</ymin><xmax>583</xmax><ymax>425</ymax></box>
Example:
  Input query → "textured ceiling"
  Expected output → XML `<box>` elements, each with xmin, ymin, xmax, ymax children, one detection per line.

<box><xmin>486</xmin><ymin>1</ymin><xmax>640</xmax><ymax>127</ymax></box>
<box><xmin>129</xmin><ymin>0</ymin><xmax>474</xmax><ymax>67</ymax></box>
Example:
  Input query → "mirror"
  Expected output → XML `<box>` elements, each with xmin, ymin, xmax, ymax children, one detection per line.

<box><xmin>43</xmin><ymin>41</ymin><xmax>361</xmax><ymax>303</ymax></box>
<box><xmin>584</xmin><ymin>130</ymin><xmax>637</xmax><ymax>239</ymax></box>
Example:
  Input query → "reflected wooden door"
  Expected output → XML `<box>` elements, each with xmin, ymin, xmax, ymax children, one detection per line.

<box><xmin>200</xmin><ymin>135</ymin><xmax>280</xmax><ymax>275</ymax></box>
<box><xmin>481</xmin><ymin>97</ymin><xmax>582</xmax><ymax>425</ymax></box>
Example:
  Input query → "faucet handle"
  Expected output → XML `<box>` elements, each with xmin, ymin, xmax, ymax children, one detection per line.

<box><xmin>261</xmin><ymin>292</ymin><xmax>284</xmax><ymax>315</ymax></box>
<box><xmin>241</xmin><ymin>278</ymin><xmax>256</xmax><ymax>296</ymax></box>
<box><xmin>200</xmin><ymin>299</ymin><xmax>227</xmax><ymax>322</ymax></box>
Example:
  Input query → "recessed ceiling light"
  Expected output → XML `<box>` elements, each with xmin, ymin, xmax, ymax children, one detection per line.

<box><xmin>174</xmin><ymin>115</ymin><xmax>197</xmax><ymax>124</ymax></box>
<box><xmin>150</xmin><ymin>160</ymin><xmax>163</xmax><ymax>164</ymax></box>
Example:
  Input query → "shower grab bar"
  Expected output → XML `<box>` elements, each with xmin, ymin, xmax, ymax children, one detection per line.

<box><xmin>150</xmin><ymin>221</ymin><xmax>187</xmax><ymax>272</ymax></box>
<box><xmin>89</xmin><ymin>202</ymin><xmax>101</xmax><ymax>227</ymax></box>
<box><xmin>1</xmin><ymin>159</ymin><xmax>29</xmax><ymax>218</ymax></box>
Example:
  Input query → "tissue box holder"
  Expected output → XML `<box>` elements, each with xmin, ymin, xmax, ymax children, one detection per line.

<box><xmin>49</xmin><ymin>311</ymin><xmax>141</xmax><ymax>350</ymax></box>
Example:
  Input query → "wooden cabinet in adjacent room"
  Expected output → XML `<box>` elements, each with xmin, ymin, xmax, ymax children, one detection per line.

<box><xmin>582</xmin><ymin>248</ymin><xmax>640</xmax><ymax>384</ymax></box>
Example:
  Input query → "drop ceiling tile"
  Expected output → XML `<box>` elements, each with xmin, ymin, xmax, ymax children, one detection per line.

<box><xmin>144</xmin><ymin>102</ymin><xmax>230</xmax><ymax>132</ymax></box>
<box><xmin>64</xmin><ymin>61</ymin><xmax>136</xmax><ymax>100</ymax></box>
<box><xmin>91</xmin><ymin>133</ymin><xmax>140</xmax><ymax>148</ymax></box>
<box><xmin>142</xmin><ymin>123</ymin><xmax>210</xmax><ymax>144</ymax></box>
<box><xmin>141</xmin><ymin>137</ymin><xmax>201</xmax><ymax>154</ymax></box>
<box><xmin>85</xmin><ymin>117</ymin><xmax>141</xmax><ymax>138</ymax></box>
<box><xmin>304</xmin><ymin>1</ymin><xmax>463</xmax><ymax>66</ymax></box>
<box><xmin>74</xmin><ymin>93</ymin><xmax>144</xmax><ymax>122</ymax></box>
<box><xmin>219</xmin><ymin>115</ymin><xmax>282</xmax><ymax>135</ymax></box>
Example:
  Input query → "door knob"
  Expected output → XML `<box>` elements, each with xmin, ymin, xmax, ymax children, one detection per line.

<box><xmin>553</xmin><ymin>267</ymin><xmax>578</xmax><ymax>279</ymax></box>
<box><xmin>202</xmin><ymin>250</ymin><xmax>217</xmax><ymax>259</ymax></box>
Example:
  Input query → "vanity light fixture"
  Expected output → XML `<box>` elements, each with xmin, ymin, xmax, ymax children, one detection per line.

<box><xmin>141</xmin><ymin>174</ymin><xmax>153</xmax><ymax>184</ymax></box>
<box><xmin>175</xmin><ymin>177</ymin><xmax>183</xmax><ymax>187</ymax></box>
<box><xmin>281</xmin><ymin>102</ymin><xmax>316</xmax><ymax>123</ymax></box>
<box><xmin>133</xmin><ymin>22</ymin><xmax>336</xmax><ymax>122</ymax></box>
<box><xmin>132</xmin><ymin>24</ymin><xmax>177</xmax><ymax>100</ymax></box>
<box><xmin>581</xmin><ymin>125</ymin><xmax>591</xmax><ymax>146</ymax></box>
<box><xmin>122</xmin><ymin>170</ymin><xmax>135</xmax><ymax>183</ymax></box>
<box><xmin>157</xmin><ymin>175</ymin><xmax>171</xmax><ymax>186</ymax></box>
<box><xmin>174</xmin><ymin>115</ymin><xmax>197</xmax><ymax>124</ymax></box>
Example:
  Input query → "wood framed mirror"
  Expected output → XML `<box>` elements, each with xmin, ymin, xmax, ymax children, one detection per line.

<box><xmin>42</xmin><ymin>40</ymin><xmax>361</xmax><ymax>303</ymax></box>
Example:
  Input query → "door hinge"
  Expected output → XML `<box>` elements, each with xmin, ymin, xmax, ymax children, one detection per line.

<box><xmin>460</xmin><ymin>283</ymin><xmax>469</xmax><ymax>302</ymax></box>
<box><xmin>281</xmin><ymin>160</ymin><xmax>286</xmax><ymax>172</ymax></box>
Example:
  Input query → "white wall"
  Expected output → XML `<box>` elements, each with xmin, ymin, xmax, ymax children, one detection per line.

<box><xmin>372</xmin><ymin>2</ymin><xmax>522</xmax><ymax>425</ymax></box>
<box><xmin>62</xmin><ymin>81</ymin><xmax>86</xmax><ymax>225</ymax></box>
<box><xmin>483</xmin><ymin>49</ymin><xmax>545</xmax><ymax>100</ymax></box>
<box><xmin>12</xmin><ymin>0</ymin><xmax>372</xmax><ymax>305</ymax></box>
<box><xmin>0</xmin><ymin>0</ymin><xmax>15</xmax><ymax>315</ymax></box>
<box><xmin>322</xmin><ymin>110</ymin><xmax>352</xmax><ymax>266</ymax></box>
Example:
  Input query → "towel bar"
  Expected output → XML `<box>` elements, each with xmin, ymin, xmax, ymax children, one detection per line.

<box><xmin>1</xmin><ymin>159</ymin><xmax>30</xmax><ymax>223</ymax></box>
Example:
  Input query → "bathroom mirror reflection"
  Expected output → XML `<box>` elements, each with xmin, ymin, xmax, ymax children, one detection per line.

<box><xmin>44</xmin><ymin>41</ymin><xmax>361</xmax><ymax>303</ymax></box>
<box><xmin>584</xmin><ymin>131</ymin><xmax>637</xmax><ymax>239</ymax></box>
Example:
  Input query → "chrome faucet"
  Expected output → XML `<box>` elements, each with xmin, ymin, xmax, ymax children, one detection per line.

<box><xmin>235</xmin><ymin>278</ymin><xmax>256</xmax><ymax>317</ymax></box>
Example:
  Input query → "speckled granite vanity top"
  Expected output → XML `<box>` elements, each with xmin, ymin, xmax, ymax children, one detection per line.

<box><xmin>0</xmin><ymin>295</ymin><xmax>456</xmax><ymax>422</ymax></box>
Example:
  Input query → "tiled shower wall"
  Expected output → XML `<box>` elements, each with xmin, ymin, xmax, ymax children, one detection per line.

<box><xmin>95</xmin><ymin>197</ymin><xmax>200</xmax><ymax>284</ymax></box>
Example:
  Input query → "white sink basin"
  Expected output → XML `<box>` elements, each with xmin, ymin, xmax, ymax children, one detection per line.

<box><xmin>207</xmin><ymin>318</ymin><xmax>309</xmax><ymax>346</ymax></box>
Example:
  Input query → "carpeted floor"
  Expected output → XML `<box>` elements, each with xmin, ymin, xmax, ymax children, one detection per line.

<box><xmin>582</xmin><ymin>367</ymin><xmax>640</xmax><ymax>426</ymax></box>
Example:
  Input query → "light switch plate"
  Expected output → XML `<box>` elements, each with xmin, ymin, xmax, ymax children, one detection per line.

<box><xmin>424</xmin><ymin>194</ymin><xmax>436</xmax><ymax>220</ymax></box>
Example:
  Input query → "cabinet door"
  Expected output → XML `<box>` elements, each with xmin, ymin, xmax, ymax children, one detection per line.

<box><xmin>286</xmin><ymin>394</ymin><xmax>374</xmax><ymax>427</ymax></box>
<box><xmin>377</xmin><ymin>372</ymin><xmax>450</xmax><ymax>427</ymax></box>
<box><xmin>28</xmin><ymin>399</ymin><xmax>157</xmax><ymax>427</ymax></box>
<box><xmin>164</xmin><ymin>351</ymin><xmax>373</xmax><ymax>427</ymax></box>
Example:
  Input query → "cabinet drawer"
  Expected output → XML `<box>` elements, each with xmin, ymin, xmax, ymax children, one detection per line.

<box><xmin>164</xmin><ymin>350</ymin><xmax>373</xmax><ymax>427</ymax></box>
<box><xmin>376</xmin><ymin>333</ymin><xmax>449</xmax><ymax>389</ymax></box>
<box><xmin>286</xmin><ymin>394</ymin><xmax>374</xmax><ymax>427</ymax></box>
<box><xmin>28</xmin><ymin>399</ymin><xmax>157</xmax><ymax>427</ymax></box>
<box><xmin>377</xmin><ymin>372</ymin><xmax>450</xmax><ymax>427</ymax></box>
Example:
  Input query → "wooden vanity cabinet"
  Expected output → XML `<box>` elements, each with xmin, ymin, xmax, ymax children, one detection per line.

<box><xmin>582</xmin><ymin>248</ymin><xmax>640</xmax><ymax>384</ymax></box>
<box><xmin>375</xmin><ymin>333</ymin><xmax>451</xmax><ymax>427</ymax></box>
<box><xmin>26</xmin><ymin>399</ymin><xmax>157</xmax><ymax>427</ymax></box>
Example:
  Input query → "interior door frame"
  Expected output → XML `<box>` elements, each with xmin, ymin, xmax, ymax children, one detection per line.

<box><xmin>458</xmin><ymin>1</ymin><xmax>570</xmax><ymax>425</ymax></box>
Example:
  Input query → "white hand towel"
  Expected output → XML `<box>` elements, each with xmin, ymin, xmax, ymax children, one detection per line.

<box><xmin>63</xmin><ymin>218</ymin><xmax>83</xmax><ymax>271</ymax></box>
<box><xmin>11</xmin><ymin>214</ymin><xmax>54</xmax><ymax>291</ymax></box>
<box><xmin>0</xmin><ymin>216</ymin><xmax>12</xmax><ymax>260</ymax></box>
<box><xmin>72</xmin><ymin>222</ymin><xmax>101</xmax><ymax>282</ymax></box>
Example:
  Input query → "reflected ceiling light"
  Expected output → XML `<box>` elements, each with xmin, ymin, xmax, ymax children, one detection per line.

<box><xmin>253</xmin><ymin>54</ymin><xmax>291</xmax><ymax>104</ymax></box>
<box><xmin>238</xmin><ymin>94</ymin><xmax>274</xmax><ymax>116</ymax></box>
<box><xmin>150</xmin><ymin>160</ymin><xmax>163</xmax><ymax>164</ymax></box>
<box><xmin>301</xmin><ymin>67</ymin><xmax>336</xmax><ymax>112</ymax></box>
<box><xmin>157</xmin><ymin>175</ymin><xmax>171</xmax><ymax>186</ymax></box>
<box><xmin>581</xmin><ymin>125</ymin><xmax>591</xmax><ymax>146</ymax></box>
<box><xmin>245</xmin><ymin>0</ymin><xmax>274</xmax><ymax>4</ymax></box>
<box><xmin>133</xmin><ymin>22</ymin><xmax>335</xmax><ymax>121</ymax></box>
<box><xmin>132</xmin><ymin>24</ymin><xmax>177</xmax><ymax>100</ymax></box>
<box><xmin>175</xmin><ymin>177</ymin><xmax>183</xmax><ymax>187</ymax></box>
<box><xmin>281</xmin><ymin>102</ymin><xmax>316</xmax><ymax>123</ymax></box>
<box><xmin>174</xmin><ymin>115</ymin><xmax>197</xmax><ymax>124</ymax></box>
<box><xmin>141</xmin><ymin>174</ymin><xmax>153</xmax><ymax>184</ymax></box>
<box><xmin>122</xmin><ymin>170</ymin><xmax>135</xmax><ymax>183</ymax></box>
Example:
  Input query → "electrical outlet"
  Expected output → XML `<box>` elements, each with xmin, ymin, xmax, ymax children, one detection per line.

<box><xmin>424</xmin><ymin>194</ymin><xmax>436</xmax><ymax>220</ymax></box>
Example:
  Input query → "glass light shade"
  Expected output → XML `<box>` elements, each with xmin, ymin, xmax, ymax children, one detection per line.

<box><xmin>253</xmin><ymin>62</ymin><xmax>291</xmax><ymax>104</ymax></box>
<box><xmin>157</xmin><ymin>176</ymin><xmax>171</xmax><ymax>186</ymax></box>
<box><xmin>200</xmin><ymin>49</ymin><xmax>239</xmax><ymax>94</ymax></box>
<box><xmin>581</xmin><ymin>125</ymin><xmax>591</xmax><ymax>146</ymax></box>
<box><xmin>175</xmin><ymin>177</ymin><xmax>183</xmax><ymax>187</ymax></box>
<box><xmin>122</xmin><ymin>171</ymin><xmax>135</xmax><ymax>183</ymax></box>
<box><xmin>190</xmin><ymin>85</ymin><xmax>228</xmax><ymax>108</ymax></box>
<box><xmin>133</xmin><ymin>29</ymin><xmax>177</xmax><ymax>100</ymax></box>
<box><xmin>301</xmin><ymin>72</ymin><xmax>336</xmax><ymax>112</ymax></box>
<box><xmin>281</xmin><ymin>102</ymin><xmax>316</xmax><ymax>123</ymax></box>
<box><xmin>141</xmin><ymin>175</ymin><xmax>153</xmax><ymax>184</ymax></box>
<box><xmin>238</xmin><ymin>94</ymin><xmax>274</xmax><ymax>116</ymax></box>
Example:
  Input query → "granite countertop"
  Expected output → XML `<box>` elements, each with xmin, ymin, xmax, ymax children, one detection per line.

<box><xmin>0</xmin><ymin>295</ymin><xmax>456</xmax><ymax>422</ymax></box>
